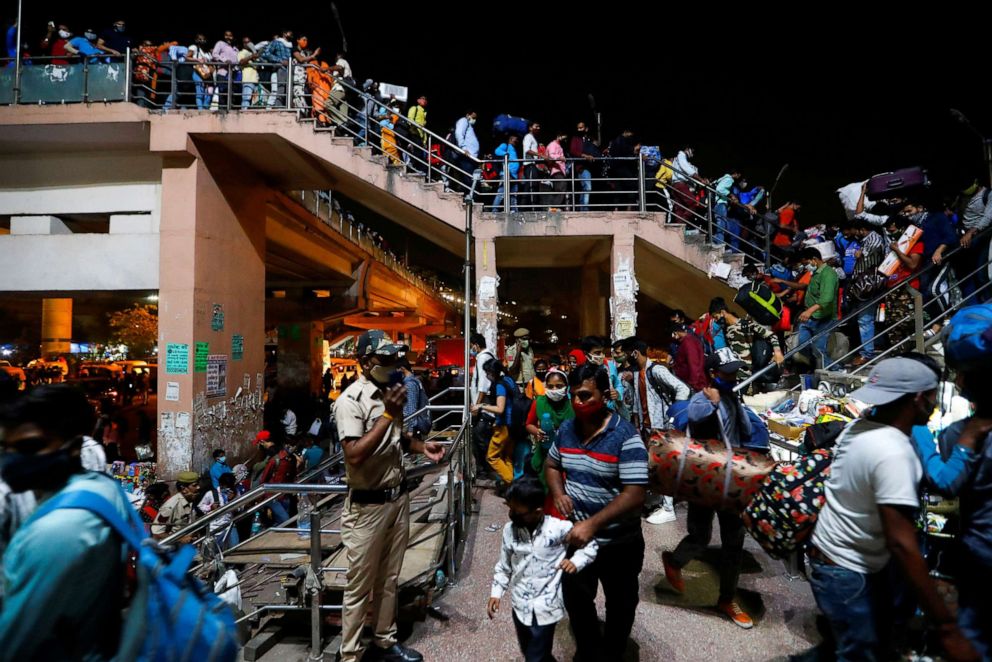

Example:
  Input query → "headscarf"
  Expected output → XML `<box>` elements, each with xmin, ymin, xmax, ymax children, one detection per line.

<box><xmin>568</xmin><ymin>349</ymin><xmax>586</xmax><ymax>367</ymax></box>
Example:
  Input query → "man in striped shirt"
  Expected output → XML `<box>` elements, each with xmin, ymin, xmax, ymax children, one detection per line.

<box><xmin>545</xmin><ymin>363</ymin><xmax>648</xmax><ymax>661</ymax></box>
<box><xmin>849</xmin><ymin>222</ymin><xmax>887</xmax><ymax>367</ymax></box>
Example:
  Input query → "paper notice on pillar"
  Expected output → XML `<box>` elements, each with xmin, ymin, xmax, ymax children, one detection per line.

<box><xmin>211</xmin><ymin>304</ymin><xmax>225</xmax><ymax>332</ymax></box>
<box><xmin>165</xmin><ymin>381</ymin><xmax>180</xmax><ymax>402</ymax></box>
<box><xmin>616</xmin><ymin>317</ymin><xmax>636</xmax><ymax>340</ymax></box>
<box><xmin>176</xmin><ymin>412</ymin><xmax>191</xmax><ymax>430</ymax></box>
<box><xmin>160</xmin><ymin>412</ymin><xmax>174</xmax><ymax>433</ymax></box>
<box><xmin>194</xmin><ymin>342</ymin><xmax>209</xmax><ymax>372</ymax></box>
<box><xmin>206</xmin><ymin>355</ymin><xmax>228</xmax><ymax>398</ymax></box>
<box><xmin>165</xmin><ymin>343</ymin><xmax>189</xmax><ymax>374</ymax></box>
<box><xmin>479</xmin><ymin>276</ymin><xmax>499</xmax><ymax>300</ymax></box>
<box><xmin>613</xmin><ymin>272</ymin><xmax>634</xmax><ymax>298</ymax></box>
<box><xmin>243</xmin><ymin>373</ymin><xmax>251</xmax><ymax>390</ymax></box>
<box><xmin>256</xmin><ymin>373</ymin><xmax>264</xmax><ymax>389</ymax></box>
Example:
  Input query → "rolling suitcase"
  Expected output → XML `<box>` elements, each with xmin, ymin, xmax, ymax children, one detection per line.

<box><xmin>866</xmin><ymin>167</ymin><xmax>929</xmax><ymax>201</ymax></box>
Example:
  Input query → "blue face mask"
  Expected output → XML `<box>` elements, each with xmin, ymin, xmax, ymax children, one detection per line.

<box><xmin>713</xmin><ymin>376</ymin><xmax>736</xmax><ymax>391</ymax></box>
<box><xmin>470</xmin><ymin>349</ymin><xmax>478</xmax><ymax>358</ymax></box>
<box><xmin>218</xmin><ymin>456</ymin><xmax>227</xmax><ymax>464</ymax></box>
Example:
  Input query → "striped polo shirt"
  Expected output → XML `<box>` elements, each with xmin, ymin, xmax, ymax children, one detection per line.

<box><xmin>548</xmin><ymin>414</ymin><xmax>649</xmax><ymax>546</ymax></box>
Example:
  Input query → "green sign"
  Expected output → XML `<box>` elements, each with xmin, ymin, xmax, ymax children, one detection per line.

<box><xmin>211</xmin><ymin>304</ymin><xmax>225</xmax><ymax>332</ymax></box>
<box><xmin>165</xmin><ymin>343</ymin><xmax>189</xmax><ymax>374</ymax></box>
<box><xmin>194</xmin><ymin>342</ymin><xmax>209</xmax><ymax>372</ymax></box>
<box><xmin>232</xmin><ymin>334</ymin><xmax>244</xmax><ymax>361</ymax></box>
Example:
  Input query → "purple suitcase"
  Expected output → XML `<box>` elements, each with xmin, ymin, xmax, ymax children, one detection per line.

<box><xmin>866</xmin><ymin>167</ymin><xmax>929</xmax><ymax>201</ymax></box>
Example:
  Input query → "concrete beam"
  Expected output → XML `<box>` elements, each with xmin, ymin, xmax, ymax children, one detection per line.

<box><xmin>10</xmin><ymin>215</ymin><xmax>72</xmax><ymax>235</ymax></box>
<box><xmin>0</xmin><ymin>234</ymin><xmax>159</xmax><ymax>291</ymax></box>
<box><xmin>0</xmin><ymin>183</ymin><xmax>160</xmax><ymax>216</ymax></box>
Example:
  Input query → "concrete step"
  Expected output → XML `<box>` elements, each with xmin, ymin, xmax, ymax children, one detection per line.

<box><xmin>331</xmin><ymin>136</ymin><xmax>354</xmax><ymax>147</ymax></box>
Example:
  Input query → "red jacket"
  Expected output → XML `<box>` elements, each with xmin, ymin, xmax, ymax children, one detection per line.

<box><xmin>674</xmin><ymin>333</ymin><xmax>707</xmax><ymax>392</ymax></box>
<box><xmin>260</xmin><ymin>449</ymin><xmax>296</xmax><ymax>485</ymax></box>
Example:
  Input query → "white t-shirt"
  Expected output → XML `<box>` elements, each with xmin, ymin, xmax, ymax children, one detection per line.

<box><xmin>471</xmin><ymin>349</ymin><xmax>496</xmax><ymax>403</ymax></box>
<box><xmin>335</xmin><ymin>58</ymin><xmax>352</xmax><ymax>79</ymax></box>
<box><xmin>522</xmin><ymin>133</ymin><xmax>539</xmax><ymax>163</ymax></box>
<box><xmin>282</xmin><ymin>410</ymin><xmax>298</xmax><ymax>436</ymax></box>
<box><xmin>812</xmin><ymin>419</ymin><xmax>922</xmax><ymax>574</ymax></box>
<box><xmin>80</xmin><ymin>436</ymin><xmax>108</xmax><ymax>474</ymax></box>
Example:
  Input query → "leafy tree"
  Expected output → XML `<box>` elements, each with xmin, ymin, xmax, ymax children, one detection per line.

<box><xmin>108</xmin><ymin>304</ymin><xmax>158</xmax><ymax>358</ymax></box>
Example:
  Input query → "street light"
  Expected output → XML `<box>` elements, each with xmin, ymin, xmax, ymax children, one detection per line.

<box><xmin>950</xmin><ymin>108</ymin><xmax>992</xmax><ymax>190</ymax></box>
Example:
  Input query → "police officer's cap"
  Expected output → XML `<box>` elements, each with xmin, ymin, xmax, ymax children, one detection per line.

<box><xmin>355</xmin><ymin>329</ymin><xmax>409</xmax><ymax>360</ymax></box>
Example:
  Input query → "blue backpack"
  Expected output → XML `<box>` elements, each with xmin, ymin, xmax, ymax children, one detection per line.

<box><xmin>33</xmin><ymin>485</ymin><xmax>239</xmax><ymax>662</ymax></box>
<box><xmin>942</xmin><ymin>304</ymin><xmax>992</xmax><ymax>370</ymax></box>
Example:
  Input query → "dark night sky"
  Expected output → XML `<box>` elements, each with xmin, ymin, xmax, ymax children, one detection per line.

<box><xmin>11</xmin><ymin>3</ymin><xmax>992</xmax><ymax>223</ymax></box>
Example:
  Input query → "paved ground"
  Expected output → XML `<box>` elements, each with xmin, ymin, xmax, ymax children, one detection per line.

<box><xmin>254</xmin><ymin>486</ymin><xmax>824</xmax><ymax>661</ymax></box>
<box><xmin>404</xmin><ymin>487</ymin><xmax>822</xmax><ymax>662</ymax></box>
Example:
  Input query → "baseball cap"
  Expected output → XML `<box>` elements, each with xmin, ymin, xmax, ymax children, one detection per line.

<box><xmin>848</xmin><ymin>357</ymin><xmax>938</xmax><ymax>406</ymax></box>
<box><xmin>706</xmin><ymin>347</ymin><xmax>746</xmax><ymax>374</ymax></box>
<box><xmin>355</xmin><ymin>329</ymin><xmax>408</xmax><ymax>360</ymax></box>
<box><xmin>253</xmin><ymin>430</ymin><xmax>271</xmax><ymax>445</ymax></box>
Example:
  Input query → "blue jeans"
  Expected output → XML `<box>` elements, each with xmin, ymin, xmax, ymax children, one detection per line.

<box><xmin>511</xmin><ymin>435</ymin><xmax>530</xmax><ymax>481</ymax></box>
<box><xmin>714</xmin><ymin>203</ymin><xmax>740</xmax><ymax>251</ymax></box>
<box><xmin>808</xmin><ymin>558</ymin><xmax>888</xmax><ymax>661</ymax></box>
<box><xmin>268</xmin><ymin>497</ymin><xmax>290</xmax><ymax>525</ymax></box>
<box><xmin>798</xmin><ymin>316</ymin><xmax>831</xmax><ymax>368</ymax></box>
<box><xmin>492</xmin><ymin>182</ymin><xmax>518</xmax><ymax>212</ymax></box>
<box><xmin>857</xmin><ymin>308</ymin><xmax>875</xmax><ymax>360</ymax></box>
<box><xmin>512</xmin><ymin>612</ymin><xmax>556</xmax><ymax>662</ymax></box>
<box><xmin>192</xmin><ymin>72</ymin><xmax>207</xmax><ymax>110</ymax></box>
<box><xmin>578</xmin><ymin>168</ymin><xmax>592</xmax><ymax>211</ymax></box>
<box><xmin>241</xmin><ymin>82</ymin><xmax>256</xmax><ymax>109</ymax></box>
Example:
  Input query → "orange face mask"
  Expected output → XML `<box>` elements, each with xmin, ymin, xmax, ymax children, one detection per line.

<box><xmin>297</xmin><ymin>38</ymin><xmax>308</xmax><ymax>49</ymax></box>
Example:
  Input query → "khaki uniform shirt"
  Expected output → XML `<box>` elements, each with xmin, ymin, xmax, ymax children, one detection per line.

<box><xmin>151</xmin><ymin>491</ymin><xmax>194</xmax><ymax>537</ymax></box>
<box><xmin>334</xmin><ymin>376</ymin><xmax>404</xmax><ymax>491</ymax></box>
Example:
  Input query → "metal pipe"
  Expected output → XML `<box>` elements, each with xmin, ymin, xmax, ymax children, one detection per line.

<box><xmin>638</xmin><ymin>155</ymin><xmax>647</xmax><ymax>213</ymax></box>
<box><xmin>268</xmin><ymin>528</ymin><xmax>341</xmax><ymax>534</ymax></box>
<box><xmin>912</xmin><ymin>288</ymin><xmax>926</xmax><ymax>352</ymax></box>
<box><xmin>12</xmin><ymin>0</ymin><xmax>22</xmax><ymax>104</ymax></box>
<box><xmin>124</xmin><ymin>48</ymin><xmax>131</xmax><ymax>102</ymax></box>
<box><xmin>503</xmin><ymin>152</ymin><xmax>511</xmax><ymax>218</ymax></box>
<box><xmin>706</xmin><ymin>191</ymin><xmax>713</xmax><ymax>243</ymax></box>
<box><xmin>263</xmin><ymin>483</ymin><xmax>348</xmax><ymax>494</ymax></box>
<box><xmin>309</xmin><ymin>509</ymin><xmax>322</xmax><ymax>662</ymax></box>
<box><xmin>286</xmin><ymin>59</ymin><xmax>292</xmax><ymax>110</ymax></box>
<box><xmin>82</xmin><ymin>60</ymin><xmax>90</xmax><ymax>104</ymax></box>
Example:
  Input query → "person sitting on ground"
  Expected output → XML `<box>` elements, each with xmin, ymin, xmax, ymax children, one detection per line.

<box><xmin>489</xmin><ymin>475</ymin><xmax>598</xmax><ymax>662</ymax></box>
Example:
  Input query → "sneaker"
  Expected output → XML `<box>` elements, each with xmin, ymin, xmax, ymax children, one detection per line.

<box><xmin>661</xmin><ymin>551</ymin><xmax>685</xmax><ymax>594</ymax></box>
<box><xmin>848</xmin><ymin>355</ymin><xmax>870</xmax><ymax>368</ymax></box>
<box><xmin>646</xmin><ymin>506</ymin><xmax>677</xmax><ymax>525</ymax></box>
<box><xmin>717</xmin><ymin>600</ymin><xmax>754</xmax><ymax>629</ymax></box>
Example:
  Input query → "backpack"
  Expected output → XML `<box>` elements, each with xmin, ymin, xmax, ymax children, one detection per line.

<box><xmin>942</xmin><ymin>304</ymin><xmax>992</xmax><ymax>370</ymax></box>
<box><xmin>734</xmin><ymin>281</ymin><xmax>783</xmax><ymax>326</ymax></box>
<box><xmin>689</xmin><ymin>315</ymin><xmax>719</xmax><ymax>355</ymax></box>
<box><xmin>645</xmin><ymin>364</ymin><xmax>680</xmax><ymax>405</ymax></box>
<box><xmin>496</xmin><ymin>376</ymin><xmax>532</xmax><ymax>439</ymax></box>
<box><xmin>406</xmin><ymin>375</ymin><xmax>433</xmax><ymax>435</ymax></box>
<box><xmin>32</xmin><ymin>485</ymin><xmax>239</xmax><ymax>661</ymax></box>
<box><xmin>801</xmin><ymin>420</ymin><xmax>847</xmax><ymax>454</ymax></box>
<box><xmin>741</xmin><ymin>448</ymin><xmax>833</xmax><ymax>559</ymax></box>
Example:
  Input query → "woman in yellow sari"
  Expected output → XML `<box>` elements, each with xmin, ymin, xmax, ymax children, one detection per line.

<box><xmin>380</xmin><ymin>112</ymin><xmax>402</xmax><ymax>165</ymax></box>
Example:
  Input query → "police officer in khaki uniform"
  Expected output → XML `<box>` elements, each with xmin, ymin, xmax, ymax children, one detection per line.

<box><xmin>335</xmin><ymin>330</ymin><xmax>444</xmax><ymax>662</ymax></box>
<box><xmin>151</xmin><ymin>471</ymin><xmax>200</xmax><ymax>541</ymax></box>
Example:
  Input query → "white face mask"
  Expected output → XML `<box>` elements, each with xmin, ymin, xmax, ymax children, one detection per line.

<box><xmin>588</xmin><ymin>352</ymin><xmax>605</xmax><ymax>365</ymax></box>
<box><xmin>519</xmin><ymin>340</ymin><xmax>530</xmax><ymax>350</ymax></box>
<box><xmin>58</xmin><ymin>29</ymin><xmax>71</xmax><ymax>38</ymax></box>
<box><xmin>469</xmin><ymin>118</ymin><xmax>477</xmax><ymax>125</ymax></box>
<box><xmin>546</xmin><ymin>387</ymin><xmax>568</xmax><ymax>402</ymax></box>
<box><xmin>806</xmin><ymin>263</ymin><xmax>817</xmax><ymax>273</ymax></box>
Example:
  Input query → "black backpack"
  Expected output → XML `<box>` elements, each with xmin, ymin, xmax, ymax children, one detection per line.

<box><xmin>495</xmin><ymin>377</ymin><xmax>532</xmax><ymax>439</ymax></box>
<box><xmin>645</xmin><ymin>364</ymin><xmax>680</xmax><ymax>404</ymax></box>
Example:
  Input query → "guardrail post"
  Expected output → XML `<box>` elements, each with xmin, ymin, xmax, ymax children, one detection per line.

<box><xmin>124</xmin><ymin>48</ymin><xmax>131</xmax><ymax>102</ymax></box>
<box><xmin>286</xmin><ymin>60</ymin><xmax>292</xmax><ymax>110</ymax></box>
<box><xmin>764</xmin><ymin>225</ymin><xmax>772</xmax><ymax>267</ymax></box>
<box><xmin>638</xmin><ymin>156</ymin><xmax>647</xmax><ymax>213</ymax></box>
<box><xmin>503</xmin><ymin>153</ymin><xmax>511</xmax><ymax>219</ymax></box>
<box><xmin>308</xmin><ymin>508</ymin><xmax>322</xmax><ymax>661</ymax></box>
<box><xmin>426</xmin><ymin>136</ymin><xmax>433</xmax><ymax>184</ymax></box>
<box><xmin>82</xmin><ymin>59</ymin><xmax>90</xmax><ymax>104</ymax></box>
<box><xmin>912</xmin><ymin>288</ymin><xmax>926</xmax><ymax>352</ymax></box>
<box><xmin>706</xmin><ymin>192</ymin><xmax>714</xmax><ymax>244</ymax></box>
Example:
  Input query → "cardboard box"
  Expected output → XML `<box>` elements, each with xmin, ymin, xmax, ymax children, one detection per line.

<box><xmin>766</xmin><ymin>417</ymin><xmax>807</xmax><ymax>440</ymax></box>
<box><xmin>878</xmin><ymin>224</ymin><xmax>923</xmax><ymax>277</ymax></box>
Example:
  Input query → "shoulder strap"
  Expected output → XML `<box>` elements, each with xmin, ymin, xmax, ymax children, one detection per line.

<box><xmin>32</xmin><ymin>488</ymin><xmax>143</xmax><ymax>550</ymax></box>
<box><xmin>645</xmin><ymin>364</ymin><xmax>672</xmax><ymax>402</ymax></box>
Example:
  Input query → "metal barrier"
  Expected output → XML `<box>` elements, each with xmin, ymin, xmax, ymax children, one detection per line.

<box><xmin>736</xmin><ymin>226</ymin><xmax>992</xmax><ymax>393</ymax></box>
<box><xmin>1</xmin><ymin>53</ymin><xmax>130</xmax><ymax>104</ymax></box>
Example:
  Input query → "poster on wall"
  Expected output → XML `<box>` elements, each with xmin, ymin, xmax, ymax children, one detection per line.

<box><xmin>206</xmin><ymin>354</ymin><xmax>228</xmax><ymax>398</ymax></box>
<box><xmin>165</xmin><ymin>382</ymin><xmax>180</xmax><ymax>402</ymax></box>
<box><xmin>165</xmin><ymin>343</ymin><xmax>189</xmax><ymax>374</ymax></box>
<box><xmin>211</xmin><ymin>304</ymin><xmax>225</xmax><ymax>332</ymax></box>
<box><xmin>231</xmin><ymin>334</ymin><xmax>244</xmax><ymax>360</ymax></box>
<box><xmin>194</xmin><ymin>342</ymin><xmax>209</xmax><ymax>372</ymax></box>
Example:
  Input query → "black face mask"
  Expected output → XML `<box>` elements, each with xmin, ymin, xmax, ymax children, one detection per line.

<box><xmin>0</xmin><ymin>439</ymin><xmax>83</xmax><ymax>493</ymax></box>
<box><xmin>535</xmin><ymin>370</ymin><xmax>548</xmax><ymax>381</ymax></box>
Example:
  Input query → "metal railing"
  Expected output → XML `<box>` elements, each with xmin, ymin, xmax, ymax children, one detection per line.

<box><xmin>2</xmin><ymin>51</ymin><xmax>774</xmax><ymax>265</ymax></box>
<box><xmin>736</xmin><ymin>226</ymin><xmax>992</xmax><ymax>393</ymax></box>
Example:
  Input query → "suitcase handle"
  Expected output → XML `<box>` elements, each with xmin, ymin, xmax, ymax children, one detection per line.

<box><xmin>885</xmin><ymin>178</ymin><xmax>905</xmax><ymax>189</ymax></box>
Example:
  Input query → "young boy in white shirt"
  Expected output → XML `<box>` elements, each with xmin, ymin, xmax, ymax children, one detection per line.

<box><xmin>489</xmin><ymin>476</ymin><xmax>598</xmax><ymax>661</ymax></box>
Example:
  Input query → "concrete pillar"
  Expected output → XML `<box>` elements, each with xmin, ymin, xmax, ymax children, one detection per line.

<box><xmin>475</xmin><ymin>235</ymin><xmax>499</xmax><ymax>350</ymax></box>
<box><xmin>579</xmin><ymin>264</ymin><xmax>607</xmax><ymax>337</ymax></box>
<box><xmin>156</xmin><ymin>146</ymin><xmax>267</xmax><ymax>479</ymax></box>
<box><xmin>276</xmin><ymin>320</ymin><xmax>325</xmax><ymax>396</ymax></box>
<box><xmin>610</xmin><ymin>233</ymin><xmax>638</xmax><ymax>341</ymax></box>
<box><xmin>41</xmin><ymin>298</ymin><xmax>72</xmax><ymax>356</ymax></box>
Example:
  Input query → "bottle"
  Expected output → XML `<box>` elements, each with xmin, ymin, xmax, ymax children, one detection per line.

<box><xmin>540</xmin><ymin>412</ymin><xmax>556</xmax><ymax>447</ymax></box>
<box><xmin>297</xmin><ymin>494</ymin><xmax>312</xmax><ymax>539</ymax></box>
<box><xmin>876</xmin><ymin>302</ymin><xmax>886</xmax><ymax>323</ymax></box>
<box><xmin>250</xmin><ymin>511</ymin><xmax>262</xmax><ymax>537</ymax></box>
